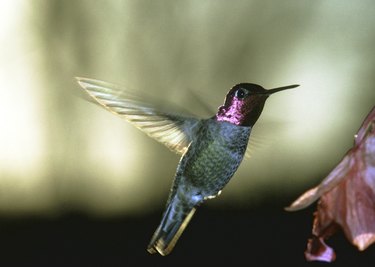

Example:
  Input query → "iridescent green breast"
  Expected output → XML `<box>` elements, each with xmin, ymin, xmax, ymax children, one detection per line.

<box><xmin>180</xmin><ymin>118</ymin><xmax>251</xmax><ymax>196</ymax></box>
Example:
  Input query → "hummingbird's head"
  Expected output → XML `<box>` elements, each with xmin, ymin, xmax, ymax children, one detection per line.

<box><xmin>216</xmin><ymin>83</ymin><xmax>299</xmax><ymax>127</ymax></box>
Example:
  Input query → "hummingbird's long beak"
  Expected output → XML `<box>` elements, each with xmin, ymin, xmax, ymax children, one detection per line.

<box><xmin>266</xmin><ymin>84</ymin><xmax>299</xmax><ymax>95</ymax></box>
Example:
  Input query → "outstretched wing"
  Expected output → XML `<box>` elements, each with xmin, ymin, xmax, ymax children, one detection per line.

<box><xmin>76</xmin><ymin>77</ymin><xmax>201</xmax><ymax>155</ymax></box>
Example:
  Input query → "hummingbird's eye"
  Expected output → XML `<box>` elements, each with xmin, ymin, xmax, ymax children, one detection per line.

<box><xmin>234</xmin><ymin>88</ymin><xmax>246</xmax><ymax>99</ymax></box>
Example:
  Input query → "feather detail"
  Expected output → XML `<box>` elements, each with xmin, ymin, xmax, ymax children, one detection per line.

<box><xmin>76</xmin><ymin>77</ymin><xmax>200</xmax><ymax>155</ymax></box>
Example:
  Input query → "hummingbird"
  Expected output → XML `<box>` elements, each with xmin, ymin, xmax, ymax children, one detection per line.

<box><xmin>76</xmin><ymin>77</ymin><xmax>299</xmax><ymax>256</ymax></box>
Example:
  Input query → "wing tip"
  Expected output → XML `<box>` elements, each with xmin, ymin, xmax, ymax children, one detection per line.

<box><xmin>75</xmin><ymin>76</ymin><xmax>96</xmax><ymax>90</ymax></box>
<box><xmin>75</xmin><ymin>77</ymin><xmax>123</xmax><ymax>96</ymax></box>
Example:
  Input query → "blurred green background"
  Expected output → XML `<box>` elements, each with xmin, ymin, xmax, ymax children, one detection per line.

<box><xmin>1</xmin><ymin>0</ymin><xmax>374</xmax><ymax>216</ymax></box>
<box><xmin>0</xmin><ymin>1</ymin><xmax>375</xmax><ymax>265</ymax></box>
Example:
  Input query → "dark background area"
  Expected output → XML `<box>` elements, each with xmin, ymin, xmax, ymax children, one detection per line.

<box><xmin>1</xmin><ymin>202</ymin><xmax>375</xmax><ymax>266</ymax></box>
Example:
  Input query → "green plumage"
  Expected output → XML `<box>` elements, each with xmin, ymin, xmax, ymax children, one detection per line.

<box><xmin>147</xmin><ymin>119</ymin><xmax>251</xmax><ymax>255</ymax></box>
<box><xmin>77</xmin><ymin>77</ymin><xmax>297</xmax><ymax>256</ymax></box>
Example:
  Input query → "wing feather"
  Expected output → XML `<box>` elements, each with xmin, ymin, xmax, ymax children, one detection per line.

<box><xmin>76</xmin><ymin>77</ymin><xmax>200</xmax><ymax>155</ymax></box>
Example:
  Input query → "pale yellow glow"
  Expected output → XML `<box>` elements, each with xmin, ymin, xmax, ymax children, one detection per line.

<box><xmin>82</xmin><ymin>110</ymin><xmax>151</xmax><ymax>213</ymax></box>
<box><xmin>86</xmin><ymin>114</ymin><xmax>139</xmax><ymax>186</ymax></box>
<box><xmin>0</xmin><ymin>1</ymin><xmax>49</xmax><ymax>212</ymax></box>
<box><xmin>0</xmin><ymin>1</ymin><xmax>374</xmax><ymax>215</ymax></box>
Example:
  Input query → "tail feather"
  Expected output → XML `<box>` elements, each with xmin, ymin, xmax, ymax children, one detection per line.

<box><xmin>147</xmin><ymin>197</ymin><xmax>196</xmax><ymax>256</ymax></box>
